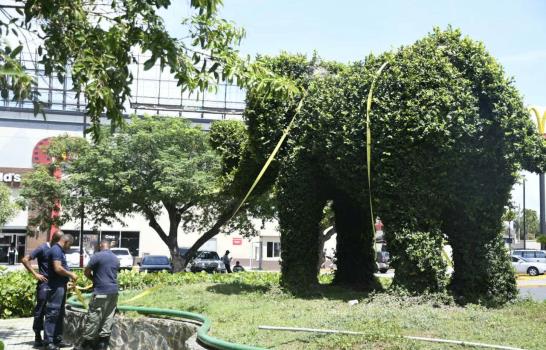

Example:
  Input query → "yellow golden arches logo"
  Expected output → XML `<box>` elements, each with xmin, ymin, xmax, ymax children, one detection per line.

<box><xmin>529</xmin><ymin>106</ymin><xmax>546</xmax><ymax>136</ymax></box>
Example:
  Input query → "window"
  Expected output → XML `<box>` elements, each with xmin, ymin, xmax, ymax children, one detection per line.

<box><xmin>511</xmin><ymin>257</ymin><xmax>520</xmax><ymax>262</ymax></box>
<box><xmin>522</xmin><ymin>251</ymin><xmax>535</xmax><ymax>258</ymax></box>
<box><xmin>197</xmin><ymin>251</ymin><xmax>220</xmax><ymax>260</ymax></box>
<box><xmin>536</xmin><ymin>251</ymin><xmax>546</xmax><ymax>259</ymax></box>
<box><xmin>266</xmin><ymin>242</ymin><xmax>281</xmax><ymax>258</ymax></box>
<box><xmin>143</xmin><ymin>256</ymin><xmax>169</xmax><ymax>265</ymax></box>
<box><xmin>120</xmin><ymin>231</ymin><xmax>139</xmax><ymax>256</ymax></box>
<box><xmin>111</xmin><ymin>249</ymin><xmax>130</xmax><ymax>256</ymax></box>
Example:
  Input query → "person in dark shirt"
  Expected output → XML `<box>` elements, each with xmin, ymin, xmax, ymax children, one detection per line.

<box><xmin>44</xmin><ymin>233</ymin><xmax>78</xmax><ymax>350</ymax></box>
<box><xmin>222</xmin><ymin>250</ymin><xmax>232</xmax><ymax>273</ymax></box>
<box><xmin>75</xmin><ymin>240</ymin><xmax>120</xmax><ymax>350</ymax></box>
<box><xmin>8</xmin><ymin>243</ymin><xmax>16</xmax><ymax>265</ymax></box>
<box><xmin>21</xmin><ymin>231</ymin><xmax>63</xmax><ymax>348</ymax></box>
<box><xmin>233</xmin><ymin>261</ymin><xmax>245</xmax><ymax>273</ymax></box>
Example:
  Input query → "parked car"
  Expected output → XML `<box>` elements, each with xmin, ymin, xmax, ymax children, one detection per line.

<box><xmin>66</xmin><ymin>246</ymin><xmax>90</xmax><ymax>268</ymax></box>
<box><xmin>138</xmin><ymin>255</ymin><xmax>173</xmax><ymax>273</ymax></box>
<box><xmin>512</xmin><ymin>250</ymin><xmax>546</xmax><ymax>263</ymax></box>
<box><xmin>178</xmin><ymin>247</ymin><xmax>190</xmax><ymax>258</ymax></box>
<box><xmin>110</xmin><ymin>248</ymin><xmax>134</xmax><ymax>269</ymax></box>
<box><xmin>376</xmin><ymin>251</ymin><xmax>390</xmax><ymax>273</ymax></box>
<box><xmin>511</xmin><ymin>255</ymin><xmax>546</xmax><ymax>276</ymax></box>
<box><xmin>189</xmin><ymin>251</ymin><xmax>226</xmax><ymax>273</ymax></box>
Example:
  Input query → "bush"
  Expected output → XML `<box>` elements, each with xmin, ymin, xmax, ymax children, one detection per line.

<box><xmin>0</xmin><ymin>271</ymin><xmax>36</xmax><ymax>318</ymax></box>
<box><xmin>0</xmin><ymin>269</ymin><xmax>281</xmax><ymax>318</ymax></box>
<box><xmin>0</xmin><ymin>339</ymin><xmax>4</xmax><ymax>350</ymax></box>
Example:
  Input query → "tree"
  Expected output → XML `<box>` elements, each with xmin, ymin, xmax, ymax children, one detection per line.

<box><xmin>514</xmin><ymin>208</ymin><xmax>540</xmax><ymax>240</ymax></box>
<box><xmin>18</xmin><ymin>135</ymin><xmax>88</xmax><ymax>237</ymax></box>
<box><xmin>62</xmin><ymin>116</ymin><xmax>272</xmax><ymax>271</ymax></box>
<box><xmin>17</xmin><ymin>118</ymin><xmax>276</xmax><ymax>271</ymax></box>
<box><xmin>0</xmin><ymin>0</ymin><xmax>297</xmax><ymax>140</ymax></box>
<box><xmin>0</xmin><ymin>182</ymin><xmax>18</xmax><ymax>226</ymax></box>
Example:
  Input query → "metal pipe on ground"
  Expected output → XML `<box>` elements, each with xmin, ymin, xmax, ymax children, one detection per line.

<box><xmin>258</xmin><ymin>325</ymin><xmax>528</xmax><ymax>350</ymax></box>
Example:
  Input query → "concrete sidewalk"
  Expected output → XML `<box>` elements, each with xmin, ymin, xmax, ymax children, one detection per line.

<box><xmin>0</xmin><ymin>317</ymin><xmax>35</xmax><ymax>350</ymax></box>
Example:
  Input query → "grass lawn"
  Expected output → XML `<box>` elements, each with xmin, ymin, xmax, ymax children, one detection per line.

<box><xmin>119</xmin><ymin>273</ymin><xmax>546</xmax><ymax>350</ymax></box>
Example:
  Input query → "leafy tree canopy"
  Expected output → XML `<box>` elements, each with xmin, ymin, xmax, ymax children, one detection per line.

<box><xmin>18</xmin><ymin>116</ymin><xmax>275</xmax><ymax>271</ymax></box>
<box><xmin>0</xmin><ymin>182</ymin><xmax>18</xmax><ymax>226</ymax></box>
<box><xmin>0</xmin><ymin>0</ymin><xmax>299</xmax><ymax>139</ymax></box>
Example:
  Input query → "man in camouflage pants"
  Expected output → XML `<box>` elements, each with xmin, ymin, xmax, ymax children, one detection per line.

<box><xmin>75</xmin><ymin>240</ymin><xmax>120</xmax><ymax>350</ymax></box>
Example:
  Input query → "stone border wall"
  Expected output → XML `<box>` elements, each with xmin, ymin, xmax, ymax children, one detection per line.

<box><xmin>65</xmin><ymin>306</ymin><xmax>206</xmax><ymax>350</ymax></box>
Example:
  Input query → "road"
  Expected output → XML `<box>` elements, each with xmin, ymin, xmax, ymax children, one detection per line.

<box><xmin>516</xmin><ymin>274</ymin><xmax>546</xmax><ymax>301</ymax></box>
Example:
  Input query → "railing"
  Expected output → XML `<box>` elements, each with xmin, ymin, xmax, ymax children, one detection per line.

<box><xmin>1</xmin><ymin>52</ymin><xmax>246</xmax><ymax>120</ymax></box>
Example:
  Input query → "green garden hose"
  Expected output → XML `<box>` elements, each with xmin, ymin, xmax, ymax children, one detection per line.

<box><xmin>66</xmin><ymin>294</ymin><xmax>267</xmax><ymax>350</ymax></box>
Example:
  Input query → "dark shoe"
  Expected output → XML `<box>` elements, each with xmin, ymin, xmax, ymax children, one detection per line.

<box><xmin>96</xmin><ymin>336</ymin><xmax>110</xmax><ymax>350</ymax></box>
<box><xmin>33</xmin><ymin>334</ymin><xmax>44</xmax><ymax>348</ymax></box>
<box><xmin>53</xmin><ymin>340</ymin><xmax>72</xmax><ymax>348</ymax></box>
<box><xmin>45</xmin><ymin>344</ymin><xmax>59</xmax><ymax>350</ymax></box>
<box><xmin>73</xmin><ymin>339</ymin><xmax>94</xmax><ymax>350</ymax></box>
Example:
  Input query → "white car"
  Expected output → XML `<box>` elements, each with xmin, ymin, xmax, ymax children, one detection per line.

<box><xmin>511</xmin><ymin>255</ymin><xmax>546</xmax><ymax>276</ymax></box>
<box><xmin>110</xmin><ymin>248</ymin><xmax>134</xmax><ymax>269</ymax></box>
<box><xmin>66</xmin><ymin>246</ymin><xmax>90</xmax><ymax>268</ymax></box>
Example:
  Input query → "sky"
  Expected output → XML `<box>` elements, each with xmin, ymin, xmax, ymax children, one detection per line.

<box><xmin>162</xmin><ymin>0</ymin><xmax>546</xmax><ymax>214</ymax></box>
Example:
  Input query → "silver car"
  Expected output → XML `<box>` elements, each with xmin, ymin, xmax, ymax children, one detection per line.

<box><xmin>511</xmin><ymin>255</ymin><xmax>546</xmax><ymax>276</ymax></box>
<box><xmin>189</xmin><ymin>251</ymin><xmax>226</xmax><ymax>273</ymax></box>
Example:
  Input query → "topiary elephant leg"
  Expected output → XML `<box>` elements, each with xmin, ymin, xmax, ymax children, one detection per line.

<box><xmin>278</xmin><ymin>160</ymin><xmax>326</xmax><ymax>293</ymax></box>
<box><xmin>445</xmin><ymin>210</ymin><xmax>517</xmax><ymax>306</ymax></box>
<box><xmin>387</xmin><ymin>227</ymin><xmax>448</xmax><ymax>294</ymax></box>
<box><xmin>332</xmin><ymin>195</ymin><xmax>376</xmax><ymax>289</ymax></box>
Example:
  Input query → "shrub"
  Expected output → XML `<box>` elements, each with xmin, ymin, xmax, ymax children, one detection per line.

<box><xmin>0</xmin><ymin>339</ymin><xmax>4</xmax><ymax>350</ymax></box>
<box><xmin>0</xmin><ymin>271</ymin><xmax>36</xmax><ymax>318</ymax></box>
<box><xmin>0</xmin><ymin>270</ymin><xmax>282</xmax><ymax>318</ymax></box>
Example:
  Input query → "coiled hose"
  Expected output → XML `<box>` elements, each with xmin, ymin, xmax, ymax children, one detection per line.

<box><xmin>67</xmin><ymin>293</ymin><xmax>266</xmax><ymax>350</ymax></box>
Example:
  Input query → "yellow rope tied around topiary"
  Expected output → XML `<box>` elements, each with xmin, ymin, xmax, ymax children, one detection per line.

<box><xmin>365</xmin><ymin>62</ymin><xmax>388</xmax><ymax>241</ymax></box>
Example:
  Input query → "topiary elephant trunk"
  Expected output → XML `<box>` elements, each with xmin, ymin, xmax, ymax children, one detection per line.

<box><xmin>239</xmin><ymin>28</ymin><xmax>545</xmax><ymax>305</ymax></box>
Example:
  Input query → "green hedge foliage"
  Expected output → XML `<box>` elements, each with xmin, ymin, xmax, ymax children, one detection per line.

<box><xmin>241</xmin><ymin>27</ymin><xmax>543</xmax><ymax>305</ymax></box>
<box><xmin>0</xmin><ymin>270</ymin><xmax>285</xmax><ymax>318</ymax></box>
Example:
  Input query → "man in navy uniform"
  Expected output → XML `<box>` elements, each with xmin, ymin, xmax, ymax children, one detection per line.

<box><xmin>21</xmin><ymin>231</ymin><xmax>63</xmax><ymax>348</ymax></box>
<box><xmin>44</xmin><ymin>233</ymin><xmax>78</xmax><ymax>350</ymax></box>
<box><xmin>75</xmin><ymin>239</ymin><xmax>120</xmax><ymax>350</ymax></box>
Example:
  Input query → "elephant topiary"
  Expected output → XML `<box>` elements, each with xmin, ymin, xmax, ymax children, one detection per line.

<box><xmin>231</xmin><ymin>28</ymin><xmax>545</xmax><ymax>305</ymax></box>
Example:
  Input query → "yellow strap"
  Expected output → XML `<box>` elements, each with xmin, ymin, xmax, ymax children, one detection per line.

<box><xmin>124</xmin><ymin>284</ymin><xmax>163</xmax><ymax>303</ymax></box>
<box><xmin>229</xmin><ymin>94</ymin><xmax>307</xmax><ymax>220</ymax></box>
<box><xmin>366</xmin><ymin>62</ymin><xmax>388</xmax><ymax>239</ymax></box>
<box><xmin>68</xmin><ymin>283</ymin><xmax>93</xmax><ymax>309</ymax></box>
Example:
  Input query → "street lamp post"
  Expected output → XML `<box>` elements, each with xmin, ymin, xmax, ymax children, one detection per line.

<box><xmin>523</xmin><ymin>177</ymin><xmax>527</xmax><ymax>250</ymax></box>
<box><xmin>79</xmin><ymin>114</ymin><xmax>86</xmax><ymax>268</ymax></box>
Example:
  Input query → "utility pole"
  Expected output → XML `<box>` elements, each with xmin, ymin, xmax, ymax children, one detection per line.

<box><xmin>523</xmin><ymin>177</ymin><xmax>527</xmax><ymax>250</ymax></box>
<box><xmin>538</xmin><ymin>174</ymin><xmax>546</xmax><ymax>235</ymax></box>
<box><xmin>529</xmin><ymin>107</ymin><xmax>545</xmax><ymax>237</ymax></box>
<box><xmin>79</xmin><ymin>114</ymin><xmax>86</xmax><ymax>267</ymax></box>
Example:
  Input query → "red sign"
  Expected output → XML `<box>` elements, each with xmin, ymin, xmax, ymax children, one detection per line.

<box><xmin>232</xmin><ymin>238</ymin><xmax>242</xmax><ymax>245</ymax></box>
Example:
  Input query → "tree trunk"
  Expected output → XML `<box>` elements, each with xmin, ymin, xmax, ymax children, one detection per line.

<box><xmin>181</xmin><ymin>202</ymin><xmax>237</xmax><ymax>267</ymax></box>
<box><xmin>146</xmin><ymin>210</ymin><xmax>185</xmax><ymax>272</ymax></box>
<box><xmin>170</xmin><ymin>247</ymin><xmax>184</xmax><ymax>272</ymax></box>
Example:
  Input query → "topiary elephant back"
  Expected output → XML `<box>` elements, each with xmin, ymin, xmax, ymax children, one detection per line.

<box><xmin>242</xmin><ymin>28</ymin><xmax>546</xmax><ymax>305</ymax></box>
